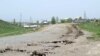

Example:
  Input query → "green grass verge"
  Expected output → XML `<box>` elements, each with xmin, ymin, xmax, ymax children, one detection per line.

<box><xmin>0</xmin><ymin>27</ymin><xmax>34</xmax><ymax>37</ymax></box>
<box><xmin>0</xmin><ymin>20</ymin><xmax>34</xmax><ymax>37</ymax></box>
<box><xmin>78</xmin><ymin>22</ymin><xmax>100</xmax><ymax>40</ymax></box>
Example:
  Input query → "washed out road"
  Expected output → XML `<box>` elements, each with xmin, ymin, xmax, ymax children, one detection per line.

<box><xmin>0</xmin><ymin>24</ymin><xmax>100</xmax><ymax>56</ymax></box>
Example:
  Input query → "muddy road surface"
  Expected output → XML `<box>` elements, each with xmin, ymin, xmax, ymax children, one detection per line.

<box><xmin>0</xmin><ymin>24</ymin><xmax>100</xmax><ymax>56</ymax></box>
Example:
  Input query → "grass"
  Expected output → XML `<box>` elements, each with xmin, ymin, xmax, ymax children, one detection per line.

<box><xmin>0</xmin><ymin>20</ymin><xmax>33</xmax><ymax>37</ymax></box>
<box><xmin>78</xmin><ymin>22</ymin><xmax>100</xmax><ymax>40</ymax></box>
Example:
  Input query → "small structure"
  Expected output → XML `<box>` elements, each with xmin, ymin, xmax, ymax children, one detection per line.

<box><xmin>23</xmin><ymin>24</ymin><xmax>38</xmax><ymax>28</ymax></box>
<box><xmin>22</xmin><ymin>22</ymin><xmax>39</xmax><ymax>28</ymax></box>
<box><xmin>41</xmin><ymin>20</ymin><xmax>49</xmax><ymax>25</ymax></box>
<box><xmin>73</xmin><ymin>17</ymin><xmax>88</xmax><ymax>23</ymax></box>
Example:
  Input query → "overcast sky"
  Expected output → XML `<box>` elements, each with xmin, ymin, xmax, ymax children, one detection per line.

<box><xmin>0</xmin><ymin>0</ymin><xmax>100</xmax><ymax>22</ymax></box>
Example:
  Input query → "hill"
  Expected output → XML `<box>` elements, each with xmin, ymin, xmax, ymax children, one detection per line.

<box><xmin>0</xmin><ymin>20</ymin><xmax>32</xmax><ymax>37</ymax></box>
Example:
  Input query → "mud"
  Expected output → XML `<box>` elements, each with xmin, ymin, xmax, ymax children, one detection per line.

<box><xmin>0</xmin><ymin>24</ymin><xmax>96</xmax><ymax>56</ymax></box>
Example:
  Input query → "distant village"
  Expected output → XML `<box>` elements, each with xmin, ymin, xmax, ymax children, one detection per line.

<box><xmin>22</xmin><ymin>20</ymin><xmax>49</xmax><ymax>28</ymax></box>
<box><xmin>10</xmin><ymin>16</ymin><xmax>100</xmax><ymax>30</ymax></box>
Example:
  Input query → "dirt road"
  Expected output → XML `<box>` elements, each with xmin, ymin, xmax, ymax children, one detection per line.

<box><xmin>0</xmin><ymin>24</ymin><xmax>100</xmax><ymax>56</ymax></box>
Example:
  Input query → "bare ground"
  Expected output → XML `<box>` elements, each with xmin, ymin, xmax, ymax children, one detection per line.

<box><xmin>0</xmin><ymin>24</ymin><xmax>100</xmax><ymax>56</ymax></box>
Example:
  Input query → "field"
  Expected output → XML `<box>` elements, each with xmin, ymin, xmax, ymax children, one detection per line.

<box><xmin>0</xmin><ymin>20</ymin><xmax>33</xmax><ymax>37</ymax></box>
<box><xmin>79</xmin><ymin>22</ymin><xmax>100</xmax><ymax>40</ymax></box>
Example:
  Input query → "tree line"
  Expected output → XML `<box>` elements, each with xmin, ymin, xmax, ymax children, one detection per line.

<box><xmin>51</xmin><ymin>16</ymin><xmax>72</xmax><ymax>24</ymax></box>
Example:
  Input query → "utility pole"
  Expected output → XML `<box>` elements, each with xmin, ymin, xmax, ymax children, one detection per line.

<box><xmin>19</xmin><ymin>13</ymin><xmax>22</xmax><ymax>26</ymax></box>
<box><xmin>56</xmin><ymin>16</ymin><xmax>59</xmax><ymax>23</ymax></box>
<box><xmin>84</xmin><ymin>11</ymin><xmax>87</xmax><ymax>19</ymax></box>
<box><xmin>13</xmin><ymin>18</ymin><xmax>16</xmax><ymax>24</ymax></box>
<box><xmin>29</xmin><ymin>16</ymin><xmax>33</xmax><ymax>27</ymax></box>
<box><xmin>30</xmin><ymin>16</ymin><xmax>32</xmax><ymax>23</ymax></box>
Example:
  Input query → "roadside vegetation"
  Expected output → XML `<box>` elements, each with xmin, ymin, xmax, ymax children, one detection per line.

<box><xmin>79</xmin><ymin>22</ymin><xmax>100</xmax><ymax>40</ymax></box>
<box><xmin>50</xmin><ymin>16</ymin><xmax>73</xmax><ymax>24</ymax></box>
<box><xmin>0</xmin><ymin>20</ymin><xmax>33</xmax><ymax>37</ymax></box>
<box><xmin>50</xmin><ymin>16</ymin><xmax>100</xmax><ymax>40</ymax></box>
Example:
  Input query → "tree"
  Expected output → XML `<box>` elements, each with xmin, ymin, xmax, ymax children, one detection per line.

<box><xmin>60</xmin><ymin>19</ymin><xmax>66</xmax><ymax>23</ymax></box>
<box><xmin>79</xmin><ymin>17</ymin><xmax>82</xmax><ymax>20</ymax></box>
<box><xmin>67</xmin><ymin>18</ymin><xmax>72</xmax><ymax>23</ymax></box>
<box><xmin>51</xmin><ymin>16</ymin><xmax>56</xmax><ymax>24</ymax></box>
